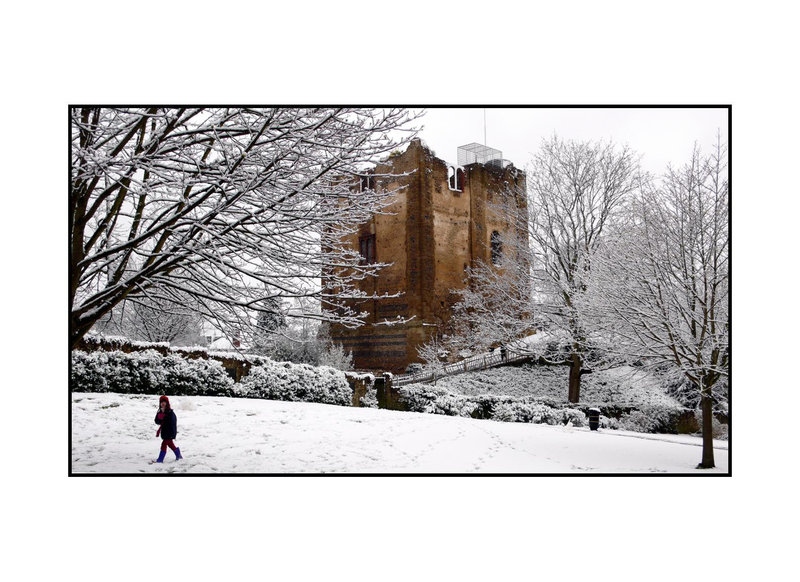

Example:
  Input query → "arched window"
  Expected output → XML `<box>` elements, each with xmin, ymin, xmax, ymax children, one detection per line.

<box><xmin>490</xmin><ymin>231</ymin><xmax>503</xmax><ymax>265</ymax></box>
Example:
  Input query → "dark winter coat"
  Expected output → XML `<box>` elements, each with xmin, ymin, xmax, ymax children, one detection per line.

<box><xmin>155</xmin><ymin>409</ymin><xmax>178</xmax><ymax>440</ymax></box>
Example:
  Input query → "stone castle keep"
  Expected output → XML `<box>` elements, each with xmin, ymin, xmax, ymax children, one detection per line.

<box><xmin>329</xmin><ymin>139</ymin><xmax>527</xmax><ymax>373</ymax></box>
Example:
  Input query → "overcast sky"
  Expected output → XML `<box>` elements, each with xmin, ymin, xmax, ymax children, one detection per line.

<box><xmin>414</xmin><ymin>107</ymin><xmax>728</xmax><ymax>174</ymax></box>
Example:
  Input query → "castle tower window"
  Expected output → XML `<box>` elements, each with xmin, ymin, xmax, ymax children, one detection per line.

<box><xmin>359</xmin><ymin>234</ymin><xmax>376</xmax><ymax>264</ymax></box>
<box><xmin>490</xmin><ymin>231</ymin><xmax>503</xmax><ymax>265</ymax></box>
<box><xmin>359</xmin><ymin>174</ymin><xmax>375</xmax><ymax>192</ymax></box>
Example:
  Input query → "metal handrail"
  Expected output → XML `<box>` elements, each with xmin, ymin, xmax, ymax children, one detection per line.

<box><xmin>394</xmin><ymin>348</ymin><xmax>532</xmax><ymax>386</ymax></box>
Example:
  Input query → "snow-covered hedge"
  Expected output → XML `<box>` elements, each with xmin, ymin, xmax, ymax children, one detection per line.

<box><xmin>71</xmin><ymin>349</ymin><xmax>235</xmax><ymax>396</ymax></box>
<box><xmin>400</xmin><ymin>385</ymin><xmax>484</xmax><ymax>417</ymax></box>
<box><xmin>428</xmin><ymin>364</ymin><xmax>683</xmax><ymax>409</ymax></box>
<box><xmin>79</xmin><ymin>334</ymin><xmax>169</xmax><ymax>351</ymax></box>
<box><xmin>398</xmin><ymin>380</ymin><xmax>700</xmax><ymax>433</ymax></box>
<box><xmin>79</xmin><ymin>332</ymin><xmax>274</xmax><ymax>367</ymax></box>
<box><xmin>238</xmin><ymin>360</ymin><xmax>351</xmax><ymax>406</ymax></box>
<box><xmin>492</xmin><ymin>401</ymin><xmax>587</xmax><ymax>426</ymax></box>
<box><xmin>602</xmin><ymin>407</ymin><xmax>726</xmax><ymax>437</ymax></box>
<box><xmin>398</xmin><ymin>384</ymin><xmax>587</xmax><ymax>426</ymax></box>
<box><xmin>617</xmin><ymin>408</ymin><xmax>675</xmax><ymax>433</ymax></box>
<box><xmin>396</xmin><ymin>363</ymin><xmax>702</xmax><ymax>434</ymax></box>
<box><xmin>72</xmin><ymin>349</ymin><xmax>354</xmax><ymax>407</ymax></box>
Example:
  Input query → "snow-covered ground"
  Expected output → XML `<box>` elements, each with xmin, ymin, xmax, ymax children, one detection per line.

<box><xmin>71</xmin><ymin>392</ymin><xmax>728</xmax><ymax>474</ymax></box>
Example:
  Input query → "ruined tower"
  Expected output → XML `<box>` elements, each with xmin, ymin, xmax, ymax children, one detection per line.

<box><xmin>329</xmin><ymin>139</ymin><xmax>527</xmax><ymax>373</ymax></box>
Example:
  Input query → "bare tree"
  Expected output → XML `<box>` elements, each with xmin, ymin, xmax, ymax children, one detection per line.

<box><xmin>527</xmin><ymin>136</ymin><xmax>639</xmax><ymax>402</ymax></box>
<box><xmin>125</xmin><ymin>294</ymin><xmax>202</xmax><ymax>344</ymax></box>
<box><xmin>444</xmin><ymin>252</ymin><xmax>535</xmax><ymax>357</ymax></box>
<box><xmin>590</xmin><ymin>138</ymin><xmax>729</xmax><ymax>468</ymax></box>
<box><xmin>416</xmin><ymin>334</ymin><xmax>448</xmax><ymax>383</ymax></box>
<box><xmin>92</xmin><ymin>293</ymin><xmax>206</xmax><ymax>346</ymax></box>
<box><xmin>70</xmin><ymin>107</ymin><xmax>419</xmax><ymax>349</ymax></box>
<box><xmin>257</xmin><ymin>320</ymin><xmax>353</xmax><ymax>371</ymax></box>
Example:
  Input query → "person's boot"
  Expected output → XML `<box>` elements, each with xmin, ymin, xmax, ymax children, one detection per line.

<box><xmin>174</xmin><ymin>448</ymin><xmax>183</xmax><ymax>460</ymax></box>
<box><xmin>154</xmin><ymin>450</ymin><xmax>166</xmax><ymax>463</ymax></box>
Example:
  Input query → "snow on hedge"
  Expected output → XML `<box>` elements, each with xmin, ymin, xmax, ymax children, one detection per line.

<box><xmin>398</xmin><ymin>383</ymin><xmax>588</xmax><ymax>427</ymax></box>
<box><xmin>425</xmin><ymin>364</ymin><xmax>682</xmax><ymax>409</ymax></box>
<box><xmin>239</xmin><ymin>360</ymin><xmax>351</xmax><ymax>406</ymax></box>
<box><xmin>397</xmin><ymin>364</ymin><xmax>700</xmax><ymax>434</ymax></box>
<box><xmin>81</xmin><ymin>332</ymin><xmax>275</xmax><ymax>365</ymax></box>
<box><xmin>71</xmin><ymin>349</ymin><xmax>352</xmax><ymax>407</ymax></box>
<box><xmin>71</xmin><ymin>349</ymin><xmax>235</xmax><ymax>396</ymax></box>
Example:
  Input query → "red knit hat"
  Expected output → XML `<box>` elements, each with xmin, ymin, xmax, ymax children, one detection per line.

<box><xmin>159</xmin><ymin>395</ymin><xmax>170</xmax><ymax>407</ymax></box>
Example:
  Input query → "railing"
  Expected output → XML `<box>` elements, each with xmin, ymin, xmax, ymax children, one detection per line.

<box><xmin>394</xmin><ymin>348</ymin><xmax>533</xmax><ymax>387</ymax></box>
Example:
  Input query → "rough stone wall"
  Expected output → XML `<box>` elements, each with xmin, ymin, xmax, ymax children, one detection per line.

<box><xmin>331</xmin><ymin>141</ymin><xmax>421</xmax><ymax>372</ymax></box>
<box><xmin>431</xmin><ymin>152</ymin><xmax>472</xmax><ymax>330</ymax></box>
<box><xmin>466</xmin><ymin>163</ymin><xmax>527</xmax><ymax>269</ymax></box>
<box><xmin>330</xmin><ymin>139</ymin><xmax>527</xmax><ymax>373</ymax></box>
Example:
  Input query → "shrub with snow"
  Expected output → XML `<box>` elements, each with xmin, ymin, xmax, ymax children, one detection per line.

<box><xmin>426</xmin><ymin>364</ymin><xmax>683</xmax><ymax>411</ymax></box>
<box><xmin>599</xmin><ymin>415</ymin><xmax>617</xmax><ymax>430</ymax></box>
<box><xmin>71</xmin><ymin>349</ymin><xmax>235</xmax><ymax>397</ymax></box>
<box><xmin>491</xmin><ymin>401</ymin><xmax>585</xmax><ymax>425</ymax></box>
<box><xmin>693</xmin><ymin>409</ymin><xmax>729</xmax><ymax>440</ymax></box>
<box><xmin>71</xmin><ymin>350</ymin><xmax>113</xmax><ymax>393</ymax></box>
<box><xmin>617</xmin><ymin>406</ymin><xmax>687</xmax><ymax>434</ymax></box>
<box><xmin>72</xmin><ymin>348</ymin><xmax>354</xmax><ymax>407</ymax></box>
<box><xmin>561</xmin><ymin>408</ymin><xmax>587</xmax><ymax>427</ymax></box>
<box><xmin>424</xmin><ymin>393</ymin><xmax>481</xmax><ymax>417</ymax></box>
<box><xmin>399</xmin><ymin>384</ymin><xmax>588</xmax><ymax>427</ymax></box>
<box><xmin>399</xmin><ymin>362</ymin><xmax>699</xmax><ymax>433</ymax></box>
<box><xmin>399</xmin><ymin>385</ymin><xmax>480</xmax><ymax>417</ymax></box>
<box><xmin>239</xmin><ymin>360</ymin><xmax>351</xmax><ymax>406</ymax></box>
<box><xmin>359</xmin><ymin>387</ymin><xmax>379</xmax><ymax>409</ymax></box>
<box><xmin>400</xmin><ymin>379</ymin><xmax>695</xmax><ymax>433</ymax></box>
<box><xmin>492</xmin><ymin>401</ymin><xmax>560</xmax><ymax>424</ymax></box>
<box><xmin>162</xmin><ymin>354</ymin><xmax>237</xmax><ymax>397</ymax></box>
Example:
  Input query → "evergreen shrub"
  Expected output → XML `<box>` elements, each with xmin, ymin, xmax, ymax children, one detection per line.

<box><xmin>71</xmin><ymin>349</ymin><xmax>235</xmax><ymax>396</ymax></box>
<box><xmin>616</xmin><ymin>406</ymin><xmax>689</xmax><ymax>434</ymax></box>
<box><xmin>239</xmin><ymin>360</ymin><xmax>351</xmax><ymax>406</ymax></box>
<box><xmin>399</xmin><ymin>384</ymin><xmax>588</xmax><ymax>426</ymax></box>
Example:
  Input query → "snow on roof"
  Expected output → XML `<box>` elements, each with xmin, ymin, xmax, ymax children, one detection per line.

<box><xmin>209</xmin><ymin>336</ymin><xmax>234</xmax><ymax>350</ymax></box>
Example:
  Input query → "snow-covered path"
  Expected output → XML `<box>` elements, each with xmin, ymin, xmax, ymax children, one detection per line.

<box><xmin>71</xmin><ymin>393</ymin><xmax>728</xmax><ymax>474</ymax></box>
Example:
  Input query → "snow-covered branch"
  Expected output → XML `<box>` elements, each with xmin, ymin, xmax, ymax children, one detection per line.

<box><xmin>585</xmin><ymin>137</ymin><xmax>729</xmax><ymax>468</ymax></box>
<box><xmin>70</xmin><ymin>107</ymin><xmax>421</xmax><ymax>348</ymax></box>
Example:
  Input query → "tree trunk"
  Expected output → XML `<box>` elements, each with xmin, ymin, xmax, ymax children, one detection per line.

<box><xmin>568</xmin><ymin>353</ymin><xmax>582</xmax><ymax>403</ymax></box>
<box><xmin>698</xmin><ymin>380</ymin><xmax>716</xmax><ymax>469</ymax></box>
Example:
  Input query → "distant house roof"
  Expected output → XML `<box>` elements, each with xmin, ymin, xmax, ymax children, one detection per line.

<box><xmin>209</xmin><ymin>336</ymin><xmax>235</xmax><ymax>350</ymax></box>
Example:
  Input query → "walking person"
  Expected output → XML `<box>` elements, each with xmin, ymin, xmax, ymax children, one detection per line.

<box><xmin>153</xmin><ymin>395</ymin><xmax>182</xmax><ymax>463</ymax></box>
